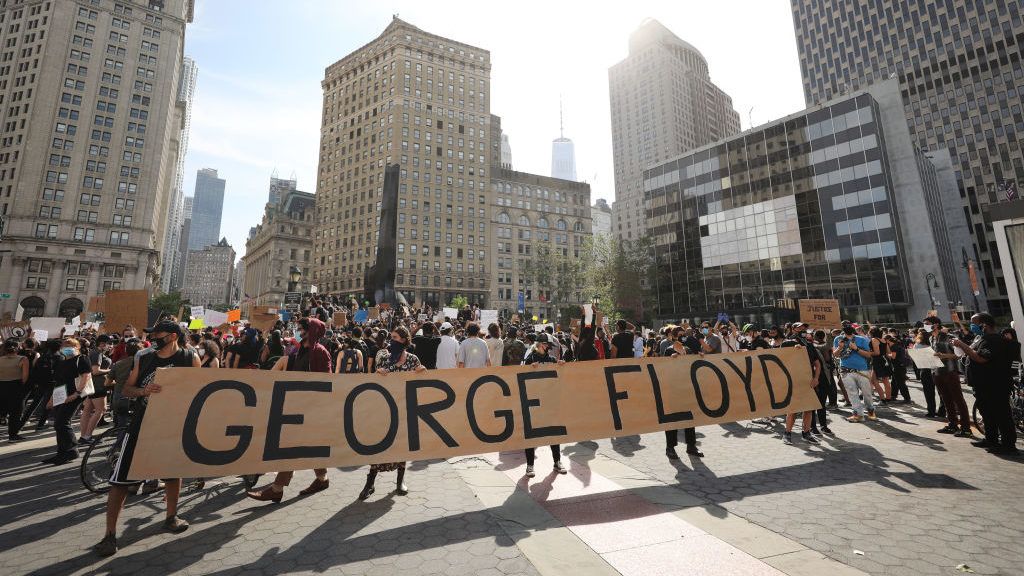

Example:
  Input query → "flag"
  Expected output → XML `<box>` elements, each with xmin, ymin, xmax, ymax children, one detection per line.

<box><xmin>1003</xmin><ymin>180</ymin><xmax>1018</xmax><ymax>201</ymax></box>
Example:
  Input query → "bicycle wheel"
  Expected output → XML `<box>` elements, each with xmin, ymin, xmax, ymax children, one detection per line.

<box><xmin>972</xmin><ymin>399</ymin><xmax>985</xmax><ymax>436</ymax></box>
<box><xmin>81</xmin><ymin>427</ymin><xmax>122</xmax><ymax>494</ymax></box>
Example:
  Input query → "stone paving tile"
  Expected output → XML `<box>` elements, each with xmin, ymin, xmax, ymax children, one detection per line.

<box><xmin>584</xmin><ymin>381</ymin><xmax>1023</xmax><ymax>576</ymax></box>
<box><xmin>0</xmin><ymin>445</ymin><xmax>539</xmax><ymax>576</ymax></box>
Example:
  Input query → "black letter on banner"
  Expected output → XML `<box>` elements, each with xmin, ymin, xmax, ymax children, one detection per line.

<box><xmin>517</xmin><ymin>371</ymin><xmax>567</xmax><ymax>439</ymax></box>
<box><xmin>605</xmin><ymin>365</ymin><xmax>639</xmax><ymax>430</ymax></box>
<box><xmin>722</xmin><ymin>356</ymin><xmax>757</xmax><ymax>411</ymax></box>
<box><xmin>466</xmin><ymin>375</ymin><xmax>514</xmax><ymax>443</ymax></box>
<box><xmin>406</xmin><ymin>379</ymin><xmax>458</xmax><ymax>451</ymax></box>
<box><xmin>183</xmin><ymin>380</ymin><xmax>256</xmax><ymax>465</ymax></box>
<box><xmin>264</xmin><ymin>381</ymin><xmax>332</xmax><ymax>461</ymax></box>
<box><xmin>690</xmin><ymin>360</ymin><xmax>730</xmax><ymax>417</ymax></box>
<box><xmin>649</xmin><ymin>364</ymin><xmax>693</xmax><ymax>424</ymax></box>
<box><xmin>344</xmin><ymin>382</ymin><xmax>399</xmax><ymax>456</ymax></box>
<box><xmin>758</xmin><ymin>354</ymin><xmax>793</xmax><ymax>410</ymax></box>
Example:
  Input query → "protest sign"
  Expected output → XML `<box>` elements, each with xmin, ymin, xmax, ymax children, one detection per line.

<box><xmin>417</xmin><ymin>314</ymin><xmax>427</xmax><ymax>322</ymax></box>
<box><xmin>907</xmin><ymin>348</ymin><xmax>944</xmax><ymax>370</ymax></box>
<box><xmin>205</xmin><ymin>310</ymin><xmax>228</xmax><ymax>327</ymax></box>
<box><xmin>190</xmin><ymin>306</ymin><xmax>205</xmax><ymax>319</ymax></box>
<box><xmin>31</xmin><ymin>317</ymin><xmax>65</xmax><ymax>338</ymax></box>
<box><xmin>570</xmin><ymin>318</ymin><xmax>581</xmax><ymax>335</ymax></box>
<box><xmin>0</xmin><ymin>319</ymin><xmax>30</xmax><ymax>340</ymax></box>
<box><xmin>443</xmin><ymin>307</ymin><xmax>458</xmax><ymax>320</ymax></box>
<box><xmin>583</xmin><ymin>304</ymin><xmax>594</xmax><ymax>326</ymax></box>
<box><xmin>188</xmin><ymin>318</ymin><xmax>205</xmax><ymax>330</ymax></box>
<box><xmin>333</xmin><ymin>312</ymin><xmax>347</xmax><ymax>327</ymax></box>
<box><xmin>249</xmin><ymin>306</ymin><xmax>280</xmax><ymax>333</ymax></box>
<box><xmin>101</xmin><ymin>290</ymin><xmax>149</xmax><ymax>335</ymax></box>
<box><xmin>368</xmin><ymin>307</ymin><xmax>380</xmax><ymax>321</ymax></box>
<box><xmin>87</xmin><ymin>295</ymin><xmax>105</xmax><ymax>315</ymax></box>
<box><xmin>227</xmin><ymin>309</ymin><xmax>242</xmax><ymax>323</ymax></box>
<box><xmin>798</xmin><ymin>299</ymin><xmax>841</xmax><ymax>329</ymax></box>
<box><xmin>480</xmin><ymin>309</ymin><xmax>498</xmax><ymax>327</ymax></box>
<box><xmin>127</xmin><ymin>348</ymin><xmax>817</xmax><ymax>480</ymax></box>
<box><xmin>33</xmin><ymin>329</ymin><xmax>49</xmax><ymax>342</ymax></box>
<box><xmin>353</xmin><ymin>309</ymin><xmax>369</xmax><ymax>324</ymax></box>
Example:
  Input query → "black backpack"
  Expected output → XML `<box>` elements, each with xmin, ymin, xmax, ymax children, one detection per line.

<box><xmin>339</xmin><ymin>348</ymin><xmax>362</xmax><ymax>373</ymax></box>
<box><xmin>30</xmin><ymin>352</ymin><xmax>59</xmax><ymax>388</ymax></box>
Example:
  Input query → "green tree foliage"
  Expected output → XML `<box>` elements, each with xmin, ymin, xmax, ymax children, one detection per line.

<box><xmin>150</xmin><ymin>291</ymin><xmax>188</xmax><ymax>318</ymax></box>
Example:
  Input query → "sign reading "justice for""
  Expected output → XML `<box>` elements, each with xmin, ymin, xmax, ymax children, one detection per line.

<box><xmin>128</xmin><ymin>348</ymin><xmax>818</xmax><ymax>480</ymax></box>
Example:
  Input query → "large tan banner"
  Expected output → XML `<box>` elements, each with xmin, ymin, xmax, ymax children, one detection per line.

<box><xmin>128</xmin><ymin>348</ymin><xmax>817</xmax><ymax>480</ymax></box>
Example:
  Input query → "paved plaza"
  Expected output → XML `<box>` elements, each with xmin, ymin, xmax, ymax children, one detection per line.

<box><xmin>0</xmin><ymin>381</ymin><xmax>1020</xmax><ymax>576</ymax></box>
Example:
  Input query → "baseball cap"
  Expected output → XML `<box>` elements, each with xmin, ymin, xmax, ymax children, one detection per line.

<box><xmin>440</xmin><ymin>322</ymin><xmax>453</xmax><ymax>331</ymax></box>
<box><xmin>143</xmin><ymin>320</ymin><xmax>183</xmax><ymax>337</ymax></box>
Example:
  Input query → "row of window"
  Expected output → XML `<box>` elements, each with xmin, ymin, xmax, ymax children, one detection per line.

<box><xmin>34</xmin><ymin>223</ymin><xmax>131</xmax><ymax>245</ymax></box>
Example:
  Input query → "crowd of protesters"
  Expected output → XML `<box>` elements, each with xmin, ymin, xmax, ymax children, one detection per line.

<box><xmin>0</xmin><ymin>296</ymin><xmax>1019</xmax><ymax>557</ymax></box>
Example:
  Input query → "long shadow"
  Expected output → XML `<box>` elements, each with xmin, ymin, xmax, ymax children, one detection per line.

<box><xmin>609</xmin><ymin>434</ymin><xmax>645</xmax><ymax>457</ymax></box>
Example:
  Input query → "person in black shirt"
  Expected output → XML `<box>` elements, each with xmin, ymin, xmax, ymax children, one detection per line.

<box><xmin>954</xmin><ymin>313</ymin><xmax>1017</xmax><ymax>455</ymax></box>
<box><xmin>522</xmin><ymin>333</ymin><xmax>567</xmax><ymax>478</ymax></box>
<box><xmin>42</xmin><ymin>338</ymin><xmax>91</xmax><ymax>465</ymax></box>
<box><xmin>411</xmin><ymin>322</ymin><xmax>441</xmax><ymax>369</ymax></box>
<box><xmin>662</xmin><ymin>340</ymin><xmax>703</xmax><ymax>459</ymax></box>
<box><xmin>780</xmin><ymin>324</ymin><xmax>823</xmax><ymax>445</ymax></box>
<box><xmin>95</xmin><ymin>321</ymin><xmax>200</xmax><ymax>557</ymax></box>
<box><xmin>609</xmin><ymin>320</ymin><xmax>637</xmax><ymax>359</ymax></box>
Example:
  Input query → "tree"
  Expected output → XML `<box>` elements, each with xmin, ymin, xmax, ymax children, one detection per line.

<box><xmin>150</xmin><ymin>291</ymin><xmax>188</xmax><ymax>318</ymax></box>
<box><xmin>449</xmin><ymin>294</ymin><xmax>468</xmax><ymax>309</ymax></box>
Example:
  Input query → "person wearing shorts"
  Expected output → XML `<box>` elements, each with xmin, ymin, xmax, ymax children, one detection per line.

<box><xmin>94</xmin><ymin>321</ymin><xmax>199</xmax><ymax>557</ymax></box>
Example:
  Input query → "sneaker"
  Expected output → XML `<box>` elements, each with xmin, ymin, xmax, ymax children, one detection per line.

<box><xmin>783</xmin><ymin>431</ymin><xmax>793</xmax><ymax>445</ymax></box>
<box><xmin>7</xmin><ymin>435</ymin><xmax>25</xmax><ymax>442</ymax></box>
<box><xmin>846</xmin><ymin>414</ymin><xmax>863</xmax><ymax>423</ymax></box>
<box><xmin>525</xmin><ymin>465</ymin><xmax>535</xmax><ymax>478</ymax></box>
<box><xmin>554</xmin><ymin>461</ymin><xmax>567</xmax><ymax>475</ymax></box>
<box><xmin>866</xmin><ymin>411</ymin><xmax>878</xmax><ymax>421</ymax></box>
<box><xmin>78</xmin><ymin>436</ymin><xmax>93</xmax><ymax>445</ymax></box>
<box><xmin>162</xmin><ymin>515</ymin><xmax>189</xmax><ymax>533</ymax></box>
<box><xmin>821</xmin><ymin>427</ymin><xmax>835</xmax><ymax>436</ymax></box>
<box><xmin>802</xmin><ymin>431</ymin><xmax>820</xmax><ymax>444</ymax></box>
<box><xmin>970</xmin><ymin>440</ymin><xmax>994</xmax><ymax>448</ymax></box>
<box><xmin>826</xmin><ymin>402</ymin><xmax>839</xmax><ymax>409</ymax></box>
<box><xmin>810</xmin><ymin>428</ymin><xmax>822</xmax><ymax>436</ymax></box>
<box><xmin>937</xmin><ymin>426</ymin><xmax>958</xmax><ymax>434</ymax></box>
<box><xmin>94</xmin><ymin>534</ymin><xmax>117</xmax><ymax>557</ymax></box>
<box><xmin>954</xmin><ymin>429</ymin><xmax>974</xmax><ymax>438</ymax></box>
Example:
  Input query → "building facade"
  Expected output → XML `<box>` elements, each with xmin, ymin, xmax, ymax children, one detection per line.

<box><xmin>644</xmin><ymin>80</ymin><xmax>970</xmax><ymax>325</ymax></box>
<box><xmin>267</xmin><ymin>173</ymin><xmax>297</xmax><ymax>208</ymax></box>
<box><xmin>241</xmin><ymin>187</ymin><xmax>315</xmax><ymax>316</ymax></box>
<box><xmin>181</xmin><ymin>237</ymin><xmax>234</xmax><ymax>308</ymax></box>
<box><xmin>187</xmin><ymin>167</ymin><xmax>224</xmax><ymax>251</ymax></box>
<box><xmin>159</xmin><ymin>54</ymin><xmax>197</xmax><ymax>293</ymax></box>
<box><xmin>608</xmin><ymin>18</ymin><xmax>740</xmax><ymax>244</ymax></box>
<box><xmin>790</xmin><ymin>0</ymin><xmax>1022</xmax><ymax>314</ymax></box>
<box><xmin>172</xmin><ymin>194</ymin><xmax>191</xmax><ymax>291</ymax></box>
<box><xmin>312</xmin><ymin>17</ymin><xmax>493</xmax><ymax>308</ymax></box>
<box><xmin>490</xmin><ymin>168</ymin><xmax>592</xmax><ymax>320</ymax></box>
<box><xmin>551</xmin><ymin>137</ymin><xmax>576</xmax><ymax>181</ymax></box>
<box><xmin>591</xmin><ymin>198</ymin><xmax>612</xmax><ymax>238</ymax></box>
<box><xmin>0</xmin><ymin>0</ymin><xmax>194</xmax><ymax>320</ymax></box>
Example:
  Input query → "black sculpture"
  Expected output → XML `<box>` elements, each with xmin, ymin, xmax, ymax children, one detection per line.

<box><xmin>363</xmin><ymin>164</ymin><xmax>408</xmax><ymax>309</ymax></box>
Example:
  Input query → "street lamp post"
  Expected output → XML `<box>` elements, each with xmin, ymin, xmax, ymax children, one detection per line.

<box><xmin>287</xmin><ymin>266</ymin><xmax>301</xmax><ymax>293</ymax></box>
<box><xmin>924</xmin><ymin>273</ymin><xmax>940</xmax><ymax>308</ymax></box>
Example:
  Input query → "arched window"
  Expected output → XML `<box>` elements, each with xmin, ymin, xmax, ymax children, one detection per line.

<box><xmin>518</xmin><ymin>215</ymin><xmax>530</xmax><ymax>227</ymax></box>
<box><xmin>19</xmin><ymin>296</ymin><xmax>45</xmax><ymax>321</ymax></box>
<box><xmin>574</xmin><ymin>221</ymin><xmax>584</xmax><ymax>232</ymax></box>
<box><xmin>59</xmin><ymin>297</ymin><xmax>84</xmax><ymax>320</ymax></box>
<box><xmin>537</xmin><ymin>217</ymin><xmax>549</xmax><ymax>229</ymax></box>
<box><xmin>497</xmin><ymin>212</ymin><xmax>510</xmax><ymax>224</ymax></box>
<box><xmin>556</xmin><ymin>219</ymin><xmax>567</xmax><ymax>231</ymax></box>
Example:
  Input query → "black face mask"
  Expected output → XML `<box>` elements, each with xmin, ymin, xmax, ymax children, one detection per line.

<box><xmin>153</xmin><ymin>335</ymin><xmax>173</xmax><ymax>350</ymax></box>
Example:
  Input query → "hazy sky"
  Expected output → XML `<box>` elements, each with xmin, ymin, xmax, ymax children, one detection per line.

<box><xmin>182</xmin><ymin>0</ymin><xmax>806</xmax><ymax>257</ymax></box>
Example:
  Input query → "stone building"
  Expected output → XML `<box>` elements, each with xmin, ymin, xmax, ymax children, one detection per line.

<box><xmin>182</xmin><ymin>237</ymin><xmax>234</xmax><ymax>308</ymax></box>
<box><xmin>241</xmin><ymin>186</ymin><xmax>315</xmax><ymax>316</ymax></box>
<box><xmin>0</xmin><ymin>0</ymin><xmax>194</xmax><ymax>320</ymax></box>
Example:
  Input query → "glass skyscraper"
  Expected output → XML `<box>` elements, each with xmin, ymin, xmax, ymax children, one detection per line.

<box><xmin>187</xmin><ymin>168</ymin><xmax>225</xmax><ymax>251</ymax></box>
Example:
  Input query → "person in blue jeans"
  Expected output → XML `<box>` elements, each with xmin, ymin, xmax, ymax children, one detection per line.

<box><xmin>833</xmin><ymin>322</ymin><xmax>877</xmax><ymax>422</ymax></box>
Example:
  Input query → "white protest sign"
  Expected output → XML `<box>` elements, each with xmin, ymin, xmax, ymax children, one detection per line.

<box><xmin>443</xmin><ymin>307</ymin><xmax>458</xmax><ymax>320</ymax></box>
<box><xmin>190</xmin><ymin>306</ymin><xmax>205</xmax><ymax>319</ymax></box>
<box><xmin>480</xmin><ymin>309</ymin><xmax>498</xmax><ymax>327</ymax></box>
<box><xmin>534</xmin><ymin>323</ymin><xmax>554</xmax><ymax>333</ymax></box>
<box><xmin>907</xmin><ymin>347</ymin><xmax>944</xmax><ymax>370</ymax></box>
<box><xmin>51</xmin><ymin>386</ymin><xmax>67</xmax><ymax>407</ymax></box>
<box><xmin>33</xmin><ymin>329</ymin><xmax>50</xmax><ymax>342</ymax></box>
<box><xmin>31</xmin><ymin>316</ymin><xmax>66</xmax><ymax>338</ymax></box>
<box><xmin>204</xmin><ymin>309</ymin><xmax>228</xmax><ymax>326</ymax></box>
<box><xmin>583</xmin><ymin>304</ymin><xmax>594</xmax><ymax>326</ymax></box>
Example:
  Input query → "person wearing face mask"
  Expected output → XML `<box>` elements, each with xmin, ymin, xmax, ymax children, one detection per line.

<box><xmin>833</xmin><ymin>322</ymin><xmax>877</xmax><ymax>423</ymax></box>
<box><xmin>43</xmin><ymin>338</ymin><xmax>92</xmax><ymax>465</ymax></box>
<box><xmin>79</xmin><ymin>335</ymin><xmax>113</xmax><ymax>445</ymax></box>
<box><xmin>700</xmin><ymin>322</ymin><xmax>723</xmax><ymax>354</ymax></box>
<box><xmin>780</xmin><ymin>324</ymin><xmax>823</xmax><ymax>444</ymax></box>
<box><xmin>521</xmin><ymin>333</ymin><xmax>568</xmax><ymax>477</ymax></box>
<box><xmin>247</xmin><ymin>318</ymin><xmax>334</xmax><ymax>504</ymax></box>
<box><xmin>952</xmin><ymin>313</ymin><xmax>1017</xmax><ymax>455</ymax></box>
<box><xmin>197</xmin><ymin>340</ymin><xmax>220</xmax><ymax>368</ymax></box>
<box><xmin>359</xmin><ymin>326</ymin><xmax>427</xmax><ymax>499</ymax></box>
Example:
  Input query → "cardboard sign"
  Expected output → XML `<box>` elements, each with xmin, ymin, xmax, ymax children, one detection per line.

<box><xmin>907</xmin><ymin>348</ymin><xmax>944</xmax><ymax>370</ymax></box>
<box><xmin>368</xmin><ymin>307</ymin><xmax>380</xmax><ymax>320</ymax></box>
<box><xmin>798</xmin><ymin>299</ymin><xmax>841</xmax><ymax>328</ymax></box>
<box><xmin>227</xmin><ymin>309</ymin><xmax>241</xmax><ymax>323</ymax></box>
<box><xmin>480</xmin><ymin>309</ymin><xmax>498</xmax><ymax>328</ymax></box>
<box><xmin>570</xmin><ymin>318</ymin><xmax>581</xmax><ymax>336</ymax></box>
<box><xmin>126</xmin><ymin>348</ymin><xmax>817</xmax><ymax>480</ymax></box>
<box><xmin>249</xmin><ymin>306</ymin><xmax>280</xmax><ymax>333</ymax></box>
<box><xmin>87</xmin><ymin>295</ymin><xmax>106</xmax><ymax>315</ymax></box>
<box><xmin>927</xmin><ymin>310</ymin><xmax>938</xmax><ymax>319</ymax></box>
<box><xmin>101</xmin><ymin>290</ymin><xmax>149</xmax><ymax>335</ymax></box>
<box><xmin>333</xmin><ymin>312</ymin><xmax>348</xmax><ymax>327</ymax></box>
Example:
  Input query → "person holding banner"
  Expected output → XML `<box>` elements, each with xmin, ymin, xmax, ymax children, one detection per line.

<box><xmin>247</xmin><ymin>318</ymin><xmax>334</xmax><ymax>503</ymax></box>
<box><xmin>521</xmin><ymin>333</ymin><xmax>568</xmax><ymax>477</ymax></box>
<box><xmin>662</xmin><ymin>335</ymin><xmax>704</xmax><ymax>459</ymax></box>
<box><xmin>359</xmin><ymin>326</ymin><xmax>427</xmax><ymax>499</ymax></box>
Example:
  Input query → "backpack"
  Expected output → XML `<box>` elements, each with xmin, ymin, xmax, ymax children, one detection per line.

<box><xmin>339</xmin><ymin>348</ymin><xmax>362</xmax><ymax>373</ymax></box>
<box><xmin>503</xmin><ymin>339</ymin><xmax>526</xmax><ymax>366</ymax></box>
<box><xmin>30</xmin><ymin>352</ymin><xmax>59</xmax><ymax>388</ymax></box>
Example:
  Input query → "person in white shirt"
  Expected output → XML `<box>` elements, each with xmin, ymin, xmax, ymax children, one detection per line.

<box><xmin>484</xmin><ymin>323</ymin><xmax>504</xmax><ymax>368</ymax></box>
<box><xmin>633</xmin><ymin>332</ymin><xmax>646</xmax><ymax>358</ymax></box>
<box><xmin>435</xmin><ymin>322</ymin><xmax>459</xmax><ymax>369</ymax></box>
<box><xmin>457</xmin><ymin>323</ymin><xmax>491</xmax><ymax>369</ymax></box>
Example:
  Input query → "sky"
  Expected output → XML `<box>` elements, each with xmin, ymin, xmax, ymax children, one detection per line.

<box><xmin>181</xmin><ymin>0</ymin><xmax>807</xmax><ymax>257</ymax></box>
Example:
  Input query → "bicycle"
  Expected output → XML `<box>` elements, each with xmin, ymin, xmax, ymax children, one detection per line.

<box><xmin>81</xmin><ymin>423</ymin><xmax>261</xmax><ymax>494</ymax></box>
<box><xmin>971</xmin><ymin>376</ymin><xmax>1024</xmax><ymax>437</ymax></box>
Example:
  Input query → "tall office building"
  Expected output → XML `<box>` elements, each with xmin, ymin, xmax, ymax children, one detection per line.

<box><xmin>0</xmin><ymin>0</ymin><xmax>194</xmax><ymax>320</ymax></box>
<box><xmin>187</xmin><ymin>167</ymin><xmax>224</xmax><ymax>251</ymax></box>
<box><xmin>608</xmin><ymin>19</ymin><xmax>741</xmax><ymax>243</ymax></box>
<box><xmin>267</xmin><ymin>173</ymin><xmax>297</xmax><ymax>207</ymax></box>
<box><xmin>172</xmin><ymin>195</ymin><xmax>192</xmax><ymax>290</ymax></box>
<box><xmin>160</xmin><ymin>55</ymin><xmax>197</xmax><ymax>293</ymax></box>
<box><xmin>551</xmin><ymin>138</ymin><xmax>577</xmax><ymax>181</ymax></box>
<box><xmin>500</xmin><ymin>134</ymin><xmax>513</xmax><ymax>169</ymax></box>
<box><xmin>312</xmin><ymin>17</ymin><xmax>492</xmax><ymax>307</ymax></box>
<box><xmin>591</xmin><ymin>198</ymin><xmax>612</xmax><ymax>238</ymax></box>
<box><xmin>182</xmin><ymin>238</ymin><xmax>234</xmax><ymax>308</ymax></box>
<box><xmin>790</xmin><ymin>0</ymin><xmax>1021</xmax><ymax>314</ymax></box>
